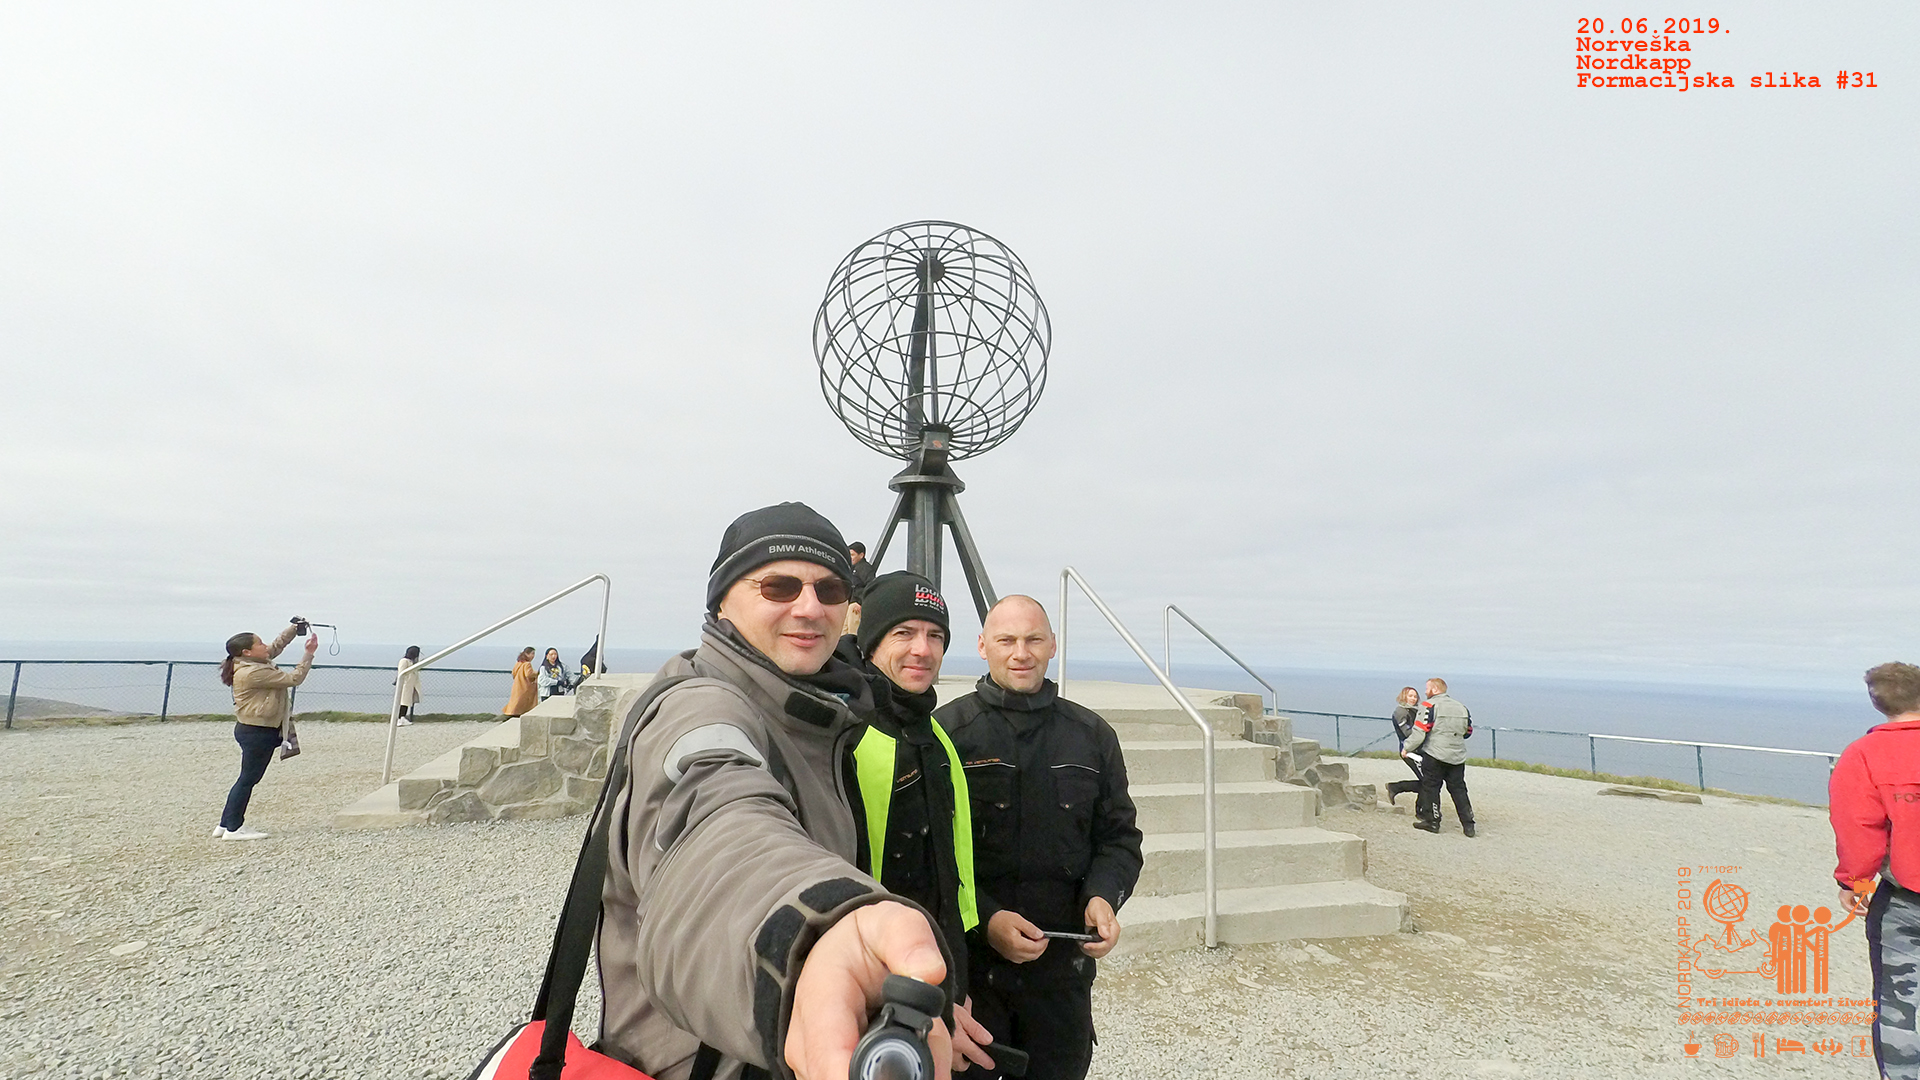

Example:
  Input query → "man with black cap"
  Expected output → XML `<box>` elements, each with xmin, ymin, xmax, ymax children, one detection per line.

<box><xmin>593</xmin><ymin>502</ymin><xmax>955</xmax><ymax>1080</ymax></box>
<box><xmin>936</xmin><ymin>595</ymin><xmax>1142</xmax><ymax>1080</ymax></box>
<box><xmin>840</xmin><ymin>571</ymin><xmax>996</xmax><ymax>1074</ymax></box>
<box><xmin>847</xmin><ymin>541</ymin><xmax>876</xmax><ymax>596</ymax></box>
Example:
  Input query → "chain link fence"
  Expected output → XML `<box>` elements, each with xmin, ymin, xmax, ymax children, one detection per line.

<box><xmin>3</xmin><ymin>660</ymin><xmax>521</xmax><ymax>726</ymax></box>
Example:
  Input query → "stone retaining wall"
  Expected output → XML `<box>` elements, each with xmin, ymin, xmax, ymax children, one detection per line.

<box><xmin>411</xmin><ymin>679</ymin><xmax>642</xmax><ymax>825</ymax></box>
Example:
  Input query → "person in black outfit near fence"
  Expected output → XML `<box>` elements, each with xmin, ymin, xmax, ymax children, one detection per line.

<box><xmin>1385</xmin><ymin>685</ymin><xmax>1426</xmax><ymax>811</ymax></box>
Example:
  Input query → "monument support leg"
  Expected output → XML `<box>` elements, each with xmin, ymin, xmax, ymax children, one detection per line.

<box><xmin>908</xmin><ymin>486</ymin><xmax>943</xmax><ymax>588</ymax></box>
<box><xmin>943</xmin><ymin>491</ymin><xmax>997</xmax><ymax>623</ymax></box>
<box><xmin>869</xmin><ymin>487</ymin><xmax>911</xmax><ymax>572</ymax></box>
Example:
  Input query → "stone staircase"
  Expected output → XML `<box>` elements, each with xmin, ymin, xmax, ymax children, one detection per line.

<box><xmin>940</xmin><ymin>679</ymin><xmax>1409</xmax><ymax>953</ymax></box>
<box><xmin>334</xmin><ymin>674</ymin><xmax>652</xmax><ymax>829</ymax></box>
<box><xmin>338</xmin><ymin>672</ymin><xmax>1408</xmax><ymax>953</ymax></box>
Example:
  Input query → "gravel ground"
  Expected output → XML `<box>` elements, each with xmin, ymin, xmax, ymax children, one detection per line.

<box><xmin>1093</xmin><ymin>757</ymin><xmax>1873</xmax><ymax>1079</ymax></box>
<box><xmin>0</xmin><ymin>724</ymin><xmax>1877</xmax><ymax>1079</ymax></box>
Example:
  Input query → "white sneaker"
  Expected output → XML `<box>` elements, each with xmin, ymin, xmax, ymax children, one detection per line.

<box><xmin>396</xmin><ymin>716</ymin><xmax>413</xmax><ymax>727</ymax></box>
<box><xmin>211</xmin><ymin>825</ymin><xmax>227</xmax><ymax>838</ymax></box>
<box><xmin>220</xmin><ymin>826</ymin><xmax>270</xmax><ymax>841</ymax></box>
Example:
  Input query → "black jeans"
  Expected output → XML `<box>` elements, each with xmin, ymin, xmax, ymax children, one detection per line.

<box><xmin>1416</xmin><ymin>756</ymin><xmax>1474</xmax><ymax>827</ymax></box>
<box><xmin>969</xmin><ymin>965</ymin><xmax>1094</xmax><ymax>1080</ymax></box>
<box><xmin>221</xmin><ymin>723</ymin><xmax>282</xmax><ymax>830</ymax></box>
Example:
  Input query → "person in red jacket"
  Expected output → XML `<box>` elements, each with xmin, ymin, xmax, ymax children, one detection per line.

<box><xmin>1830</xmin><ymin>661</ymin><xmax>1920</xmax><ymax>1080</ymax></box>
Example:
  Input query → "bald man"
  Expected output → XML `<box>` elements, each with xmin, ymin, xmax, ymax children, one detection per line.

<box><xmin>934</xmin><ymin>595</ymin><xmax>1142</xmax><ymax>1080</ymax></box>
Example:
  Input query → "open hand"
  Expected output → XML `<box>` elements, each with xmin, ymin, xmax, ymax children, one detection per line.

<box><xmin>949</xmin><ymin>997</ymin><xmax>994</xmax><ymax>1073</ymax></box>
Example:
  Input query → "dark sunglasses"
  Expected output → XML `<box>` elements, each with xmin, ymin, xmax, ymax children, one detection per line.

<box><xmin>742</xmin><ymin>574</ymin><xmax>852</xmax><ymax>606</ymax></box>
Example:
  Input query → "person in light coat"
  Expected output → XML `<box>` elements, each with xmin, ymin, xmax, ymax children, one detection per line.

<box><xmin>216</xmin><ymin>624</ymin><xmax>318</xmax><ymax>841</ymax></box>
<box><xmin>394</xmin><ymin>645</ymin><xmax>423</xmax><ymax>726</ymax></box>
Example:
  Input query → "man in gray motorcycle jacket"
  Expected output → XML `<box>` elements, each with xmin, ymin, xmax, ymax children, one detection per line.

<box><xmin>593</xmin><ymin>503</ymin><xmax>954</xmax><ymax>1080</ymax></box>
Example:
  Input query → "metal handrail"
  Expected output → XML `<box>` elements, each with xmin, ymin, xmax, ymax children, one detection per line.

<box><xmin>1162</xmin><ymin>605</ymin><xmax>1278</xmax><ymax>716</ymax></box>
<box><xmin>382</xmin><ymin>574</ymin><xmax>612</xmax><ymax>784</ymax></box>
<box><xmin>1059</xmin><ymin>567</ymin><xmax>1217</xmax><ymax>948</ymax></box>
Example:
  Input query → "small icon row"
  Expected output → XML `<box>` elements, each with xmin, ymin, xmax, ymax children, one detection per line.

<box><xmin>1683</xmin><ymin>1033</ymin><xmax>1868</xmax><ymax>1058</ymax></box>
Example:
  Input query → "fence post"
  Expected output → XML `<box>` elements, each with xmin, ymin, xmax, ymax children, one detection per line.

<box><xmin>5</xmin><ymin>662</ymin><xmax>18</xmax><ymax>729</ymax></box>
<box><xmin>1334</xmin><ymin>715</ymin><xmax>1341</xmax><ymax>754</ymax></box>
<box><xmin>160</xmin><ymin>662</ymin><xmax>175</xmax><ymax>722</ymax></box>
<box><xmin>1696</xmin><ymin>744</ymin><xmax>1705</xmax><ymax>791</ymax></box>
<box><xmin>1588</xmin><ymin>735</ymin><xmax>1597</xmax><ymax>777</ymax></box>
<box><xmin>1491</xmin><ymin>728</ymin><xmax>1497</xmax><ymax>761</ymax></box>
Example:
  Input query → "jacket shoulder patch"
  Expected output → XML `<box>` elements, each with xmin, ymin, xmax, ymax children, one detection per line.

<box><xmin>663</xmin><ymin>723</ymin><xmax>765</xmax><ymax>782</ymax></box>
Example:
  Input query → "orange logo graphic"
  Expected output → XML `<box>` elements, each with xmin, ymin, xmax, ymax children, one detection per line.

<box><xmin>1712</xmin><ymin>1033</ymin><xmax>1739</xmax><ymax>1057</ymax></box>
<box><xmin>1688</xmin><ymin>879</ymin><xmax>1856</xmax><ymax>989</ymax></box>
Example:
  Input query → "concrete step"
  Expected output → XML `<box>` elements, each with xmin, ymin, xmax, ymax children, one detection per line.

<box><xmin>1131</xmin><ymin>780</ymin><xmax>1317</xmax><ymax>832</ymax></box>
<box><xmin>1136</xmin><ymin>828</ymin><xmax>1366</xmax><ymax>895</ymax></box>
<box><xmin>1119</xmin><ymin>740</ymin><xmax>1276</xmax><ymax>786</ymax></box>
<box><xmin>336</xmin><ymin>694</ymin><xmax>580</xmax><ymax>828</ymax></box>
<box><xmin>1098</xmin><ymin>704</ymin><xmax>1249</xmax><ymax>737</ymax></box>
<box><xmin>1115</xmin><ymin>879</ymin><xmax>1410</xmax><ymax>954</ymax></box>
<box><xmin>334</xmin><ymin>780</ymin><xmax>417</xmax><ymax>830</ymax></box>
<box><xmin>396</xmin><ymin>743</ymin><xmax>469</xmax><ymax>810</ymax></box>
<box><xmin>1291</xmin><ymin>737</ymin><xmax>1320</xmax><ymax>771</ymax></box>
<box><xmin>1308</xmin><ymin>760</ymin><xmax>1348</xmax><ymax>783</ymax></box>
<box><xmin>1116</xmin><ymin>720</ymin><xmax>1219</xmax><ymax>741</ymax></box>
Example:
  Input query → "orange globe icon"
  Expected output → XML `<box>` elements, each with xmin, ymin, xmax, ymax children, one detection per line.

<box><xmin>1704</xmin><ymin>879</ymin><xmax>1750</xmax><ymax>942</ymax></box>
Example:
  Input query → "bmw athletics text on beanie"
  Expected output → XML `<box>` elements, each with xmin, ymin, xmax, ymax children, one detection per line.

<box><xmin>855</xmin><ymin>571</ymin><xmax>951</xmax><ymax>658</ymax></box>
<box><xmin>705</xmin><ymin>501</ymin><xmax>855</xmax><ymax>613</ymax></box>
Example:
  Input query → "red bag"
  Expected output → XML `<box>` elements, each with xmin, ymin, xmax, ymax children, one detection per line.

<box><xmin>467</xmin><ymin>1021</ymin><xmax>653</xmax><ymax>1080</ymax></box>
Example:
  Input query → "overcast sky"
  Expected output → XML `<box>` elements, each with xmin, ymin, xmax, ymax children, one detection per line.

<box><xmin>1</xmin><ymin>3</ymin><xmax>1912</xmax><ymax>688</ymax></box>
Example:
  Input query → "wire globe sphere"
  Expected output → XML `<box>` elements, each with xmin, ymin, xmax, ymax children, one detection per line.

<box><xmin>815</xmin><ymin>221</ymin><xmax>1050</xmax><ymax>461</ymax></box>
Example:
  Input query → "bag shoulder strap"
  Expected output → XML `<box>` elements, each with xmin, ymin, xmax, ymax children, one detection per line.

<box><xmin>529</xmin><ymin>674</ymin><xmax>696</xmax><ymax>1080</ymax></box>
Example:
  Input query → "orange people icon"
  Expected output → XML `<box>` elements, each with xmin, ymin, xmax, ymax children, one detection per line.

<box><xmin>1769</xmin><ymin>905</ymin><xmax>1806</xmax><ymax>992</ymax></box>
<box><xmin>1765</xmin><ymin>904</ymin><xmax>1837</xmax><ymax>994</ymax></box>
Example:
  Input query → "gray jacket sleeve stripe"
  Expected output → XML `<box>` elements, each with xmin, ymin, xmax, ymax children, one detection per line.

<box><xmin>664</xmin><ymin>723</ymin><xmax>766</xmax><ymax>782</ymax></box>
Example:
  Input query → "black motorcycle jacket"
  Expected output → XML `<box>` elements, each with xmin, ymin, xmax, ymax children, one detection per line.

<box><xmin>935</xmin><ymin>675</ymin><xmax>1142</xmax><ymax>984</ymax></box>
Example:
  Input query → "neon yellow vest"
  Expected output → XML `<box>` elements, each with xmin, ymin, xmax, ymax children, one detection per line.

<box><xmin>853</xmin><ymin>723</ymin><xmax>978</xmax><ymax>931</ymax></box>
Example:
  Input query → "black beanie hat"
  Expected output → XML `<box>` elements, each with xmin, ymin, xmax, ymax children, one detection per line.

<box><xmin>706</xmin><ymin>502</ymin><xmax>854</xmax><ymax>613</ymax></box>
<box><xmin>856</xmin><ymin>571</ymin><xmax>952</xmax><ymax>658</ymax></box>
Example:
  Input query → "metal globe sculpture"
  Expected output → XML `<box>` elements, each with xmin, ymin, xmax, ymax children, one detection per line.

<box><xmin>815</xmin><ymin>221</ymin><xmax>1050</xmax><ymax>461</ymax></box>
<box><xmin>813</xmin><ymin>221</ymin><xmax>1052</xmax><ymax>619</ymax></box>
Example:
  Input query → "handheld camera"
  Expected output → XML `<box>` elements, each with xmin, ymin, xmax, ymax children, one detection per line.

<box><xmin>849</xmin><ymin>975</ymin><xmax>944</xmax><ymax>1080</ymax></box>
<box><xmin>289</xmin><ymin>617</ymin><xmax>341</xmax><ymax>655</ymax></box>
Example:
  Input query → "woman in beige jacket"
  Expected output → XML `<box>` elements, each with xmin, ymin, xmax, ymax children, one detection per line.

<box><xmin>216</xmin><ymin>624</ymin><xmax>318</xmax><ymax>840</ymax></box>
<box><xmin>504</xmin><ymin>646</ymin><xmax>538</xmax><ymax>717</ymax></box>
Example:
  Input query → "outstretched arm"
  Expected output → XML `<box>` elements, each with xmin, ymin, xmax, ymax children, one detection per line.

<box><xmin>617</xmin><ymin>687</ymin><xmax>949</xmax><ymax>1078</ymax></box>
